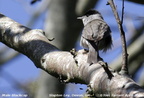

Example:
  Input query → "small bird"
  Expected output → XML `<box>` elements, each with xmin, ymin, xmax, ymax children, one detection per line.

<box><xmin>77</xmin><ymin>9</ymin><xmax>112</xmax><ymax>64</ymax></box>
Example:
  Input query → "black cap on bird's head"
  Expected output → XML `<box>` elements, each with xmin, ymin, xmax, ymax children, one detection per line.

<box><xmin>77</xmin><ymin>9</ymin><xmax>101</xmax><ymax>20</ymax></box>
<box><xmin>77</xmin><ymin>9</ymin><xmax>103</xmax><ymax>26</ymax></box>
<box><xmin>84</xmin><ymin>9</ymin><xmax>100</xmax><ymax>17</ymax></box>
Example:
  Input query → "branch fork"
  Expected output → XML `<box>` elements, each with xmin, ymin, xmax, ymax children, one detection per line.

<box><xmin>107</xmin><ymin>0</ymin><xmax>129</xmax><ymax>75</ymax></box>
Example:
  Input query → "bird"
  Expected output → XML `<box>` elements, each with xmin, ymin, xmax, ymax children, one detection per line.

<box><xmin>77</xmin><ymin>9</ymin><xmax>113</xmax><ymax>64</ymax></box>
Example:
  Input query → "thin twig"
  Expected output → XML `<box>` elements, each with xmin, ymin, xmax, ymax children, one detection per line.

<box><xmin>98</xmin><ymin>61</ymin><xmax>114</xmax><ymax>79</ymax></box>
<box><xmin>121</xmin><ymin>0</ymin><xmax>125</xmax><ymax>24</ymax></box>
<box><xmin>107</xmin><ymin>0</ymin><xmax>129</xmax><ymax>75</ymax></box>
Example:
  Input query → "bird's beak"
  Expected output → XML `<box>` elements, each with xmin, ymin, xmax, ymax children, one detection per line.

<box><xmin>77</xmin><ymin>16</ymin><xmax>83</xmax><ymax>19</ymax></box>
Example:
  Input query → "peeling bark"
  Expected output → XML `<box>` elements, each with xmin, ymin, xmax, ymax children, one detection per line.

<box><xmin>0</xmin><ymin>13</ymin><xmax>144</xmax><ymax>98</ymax></box>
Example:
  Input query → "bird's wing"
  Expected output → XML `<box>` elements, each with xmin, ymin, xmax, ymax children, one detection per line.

<box><xmin>82</xmin><ymin>19</ymin><xmax>109</xmax><ymax>42</ymax></box>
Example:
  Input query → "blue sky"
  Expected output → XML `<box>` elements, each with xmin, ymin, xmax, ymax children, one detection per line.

<box><xmin>0</xmin><ymin>0</ymin><xmax>144</xmax><ymax>97</ymax></box>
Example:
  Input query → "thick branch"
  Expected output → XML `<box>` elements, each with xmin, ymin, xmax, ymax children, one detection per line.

<box><xmin>0</xmin><ymin>14</ymin><xmax>58</xmax><ymax>68</ymax></box>
<box><xmin>108</xmin><ymin>0</ymin><xmax>129</xmax><ymax>75</ymax></box>
<box><xmin>0</xmin><ymin>13</ymin><xmax>144</xmax><ymax>97</ymax></box>
<box><xmin>39</xmin><ymin>0</ymin><xmax>99</xmax><ymax>97</ymax></box>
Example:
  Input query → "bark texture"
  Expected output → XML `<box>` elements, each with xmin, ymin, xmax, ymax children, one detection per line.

<box><xmin>0</xmin><ymin>13</ymin><xmax>144</xmax><ymax>97</ymax></box>
<box><xmin>36</xmin><ymin>0</ymin><xmax>98</xmax><ymax>97</ymax></box>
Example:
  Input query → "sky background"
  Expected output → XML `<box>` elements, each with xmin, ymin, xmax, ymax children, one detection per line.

<box><xmin>0</xmin><ymin>0</ymin><xmax>144</xmax><ymax>97</ymax></box>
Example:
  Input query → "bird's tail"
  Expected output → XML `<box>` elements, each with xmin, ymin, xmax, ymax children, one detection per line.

<box><xmin>87</xmin><ymin>40</ymin><xmax>99</xmax><ymax>64</ymax></box>
<box><xmin>99</xmin><ymin>34</ymin><xmax>113</xmax><ymax>52</ymax></box>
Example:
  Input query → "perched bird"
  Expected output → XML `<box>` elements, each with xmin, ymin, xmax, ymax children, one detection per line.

<box><xmin>77</xmin><ymin>9</ymin><xmax>112</xmax><ymax>64</ymax></box>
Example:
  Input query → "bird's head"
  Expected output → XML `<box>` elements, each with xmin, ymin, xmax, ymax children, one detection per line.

<box><xmin>77</xmin><ymin>9</ymin><xmax>103</xmax><ymax>26</ymax></box>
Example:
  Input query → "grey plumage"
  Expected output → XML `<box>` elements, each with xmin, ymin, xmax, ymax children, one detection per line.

<box><xmin>78</xmin><ymin>9</ymin><xmax>112</xmax><ymax>64</ymax></box>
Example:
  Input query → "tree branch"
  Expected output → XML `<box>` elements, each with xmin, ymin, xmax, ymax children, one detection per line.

<box><xmin>121</xmin><ymin>0</ymin><xmax>124</xmax><ymax>24</ymax></box>
<box><xmin>0</xmin><ymin>13</ymin><xmax>144</xmax><ymax>97</ymax></box>
<box><xmin>107</xmin><ymin>0</ymin><xmax>129</xmax><ymax>75</ymax></box>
